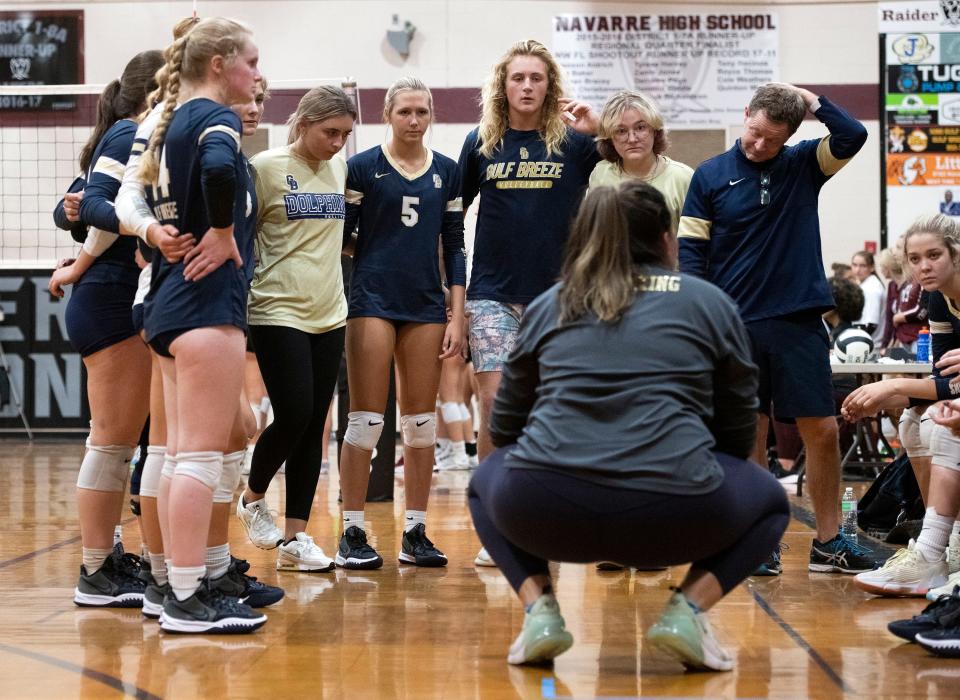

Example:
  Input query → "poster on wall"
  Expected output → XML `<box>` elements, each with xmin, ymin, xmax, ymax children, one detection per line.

<box><xmin>552</xmin><ymin>12</ymin><xmax>778</xmax><ymax>128</ymax></box>
<box><xmin>0</xmin><ymin>270</ymin><xmax>89</xmax><ymax>433</ymax></box>
<box><xmin>0</xmin><ymin>10</ymin><xmax>84</xmax><ymax>110</ymax></box>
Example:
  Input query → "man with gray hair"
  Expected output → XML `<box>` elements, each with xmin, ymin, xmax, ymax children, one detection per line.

<box><xmin>678</xmin><ymin>83</ymin><xmax>870</xmax><ymax>575</ymax></box>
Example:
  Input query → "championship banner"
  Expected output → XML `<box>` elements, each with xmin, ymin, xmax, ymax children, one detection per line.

<box><xmin>0</xmin><ymin>10</ymin><xmax>84</xmax><ymax>111</ymax></box>
<box><xmin>552</xmin><ymin>12</ymin><xmax>778</xmax><ymax>128</ymax></box>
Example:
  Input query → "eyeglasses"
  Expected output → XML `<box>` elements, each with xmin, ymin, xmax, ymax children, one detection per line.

<box><xmin>612</xmin><ymin>123</ymin><xmax>653</xmax><ymax>142</ymax></box>
<box><xmin>760</xmin><ymin>171</ymin><xmax>771</xmax><ymax>206</ymax></box>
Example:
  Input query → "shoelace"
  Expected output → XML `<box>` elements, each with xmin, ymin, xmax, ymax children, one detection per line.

<box><xmin>879</xmin><ymin>547</ymin><xmax>911</xmax><ymax>569</ymax></box>
<box><xmin>837</xmin><ymin>536</ymin><xmax>873</xmax><ymax>557</ymax></box>
<box><xmin>347</xmin><ymin>528</ymin><xmax>376</xmax><ymax>554</ymax></box>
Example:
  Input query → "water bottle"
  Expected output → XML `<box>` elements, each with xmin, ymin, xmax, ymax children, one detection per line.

<box><xmin>841</xmin><ymin>487</ymin><xmax>858</xmax><ymax>543</ymax></box>
<box><xmin>916</xmin><ymin>327</ymin><xmax>931</xmax><ymax>363</ymax></box>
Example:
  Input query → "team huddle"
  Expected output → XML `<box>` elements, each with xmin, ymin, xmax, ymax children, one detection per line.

<box><xmin>44</xmin><ymin>12</ymin><xmax>960</xmax><ymax>672</ymax></box>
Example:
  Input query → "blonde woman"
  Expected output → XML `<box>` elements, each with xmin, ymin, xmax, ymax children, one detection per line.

<box><xmin>236</xmin><ymin>86</ymin><xmax>357</xmax><ymax>574</ymax></box>
<box><xmin>590</xmin><ymin>90</ymin><xmax>693</xmax><ymax>231</ymax></box>
<box><xmin>458</xmin><ymin>39</ymin><xmax>600</xmax><ymax>566</ymax></box>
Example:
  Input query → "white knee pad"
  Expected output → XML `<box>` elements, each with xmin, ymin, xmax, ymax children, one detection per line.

<box><xmin>345</xmin><ymin>411</ymin><xmax>384</xmax><ymax>450</ymax></box>
<box><xmin>139</xmin><ymin>446</ymin><xmax>167</xmax><ymax>498</ymax></box>
<box><xmin>440</xmin><ymin>401</ymin><xmax>461</xmax><ymax>424</ymax></box>
<box><xmin>76</xmin><ymin>444</ymin><xmax>135</xmax><ymax>492</ymax></box>
<box><xmin>213</xmin><ymin>451</ymin><xmax>244</xmax><ymax>503</ymax></box>
<box><xmin>173</xmin><ymin>451</ymin><xmax>223</xmax><ymax>490</ymax></box>
<box><xmin>161</xmin><ymin>453</ymin><xmax>176</xmax><ymax>479</ymax></box>
<box><xmin>401</xmin><ymin>413</ymin><xmax>437</xmax><ymax>448</ymax></box>
<box><xmin>931</xmin><ymin>424</ymin><xmax>960</xmax><ymax>472</ymax></box>
<box><xmin>458</xmin><ymin>402</ymin><xmax>471</xmax><ymax>422</ymax></box>
<box><xmin>900</xmin><ymin>406</ymin><xmax>934</xmax><ymax>459</ymax></box>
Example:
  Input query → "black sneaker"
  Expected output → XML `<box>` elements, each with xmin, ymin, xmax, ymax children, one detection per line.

<box><xmin>889</xmin><ymin>587</ymin><xmax>960</xmax><ymax>642</ymax></box>
<box><xmin>753</xmin><ymin>544</ymin><xmax>783</xmax><ymax>576</ymax></box>
<box><xmin>915</xmin><ymin>597</ymin><xmax>960</xmax><ymax>656</ymax></box>
<box><xmin>596</xmin><ymin>561</ymin><xmax>626</xmax><ymax>571</ymax></box>
<box><xmin>159</xmin><ymin>578</ymin><xmax>267</xmax><ymax>634</ymax></box>
<box><xmin>74</xmin><ymin>550</ymin><xmax>146</xmax><ymax>608</ymax></box>
<box><xmin>210</xmin><ymin>556</ymin><xmax>284</xmax><ymax>608</ymax></box>
<box><xmin>112</xmin><ymin>542</ymin><xmax>145</xmax><ymax>580</ymax></box>
<box><xmin>398</xmin><ymin>523</ymin><xmax>448</xmax><ymax>567</ymax></box>
<box><xmin>143</xmin><ymin>576</ymin><xmax>172</xmax><ymax>619</ymax></box>
<box><xmin>809</xmin><ymin>534</ymin><xmax>878</xmax><ymax>573</ymax></box>
<box><xmin>335</xmin><ymin>525</ymin><xmax>383</xmax><ymax>570</ymax></box>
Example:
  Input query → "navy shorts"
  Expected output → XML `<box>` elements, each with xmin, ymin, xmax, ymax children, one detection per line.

<box><xmin>746</xmin><ymin>310</ymin><xmax>835</xmax><ymax>421</ymax></box>
<box><xmin>132</xmin><ymin>304</ymin><xmax>144</xmax><ymax>333</ymax></box>
<box><xmin>66</xmin><ymin>281</ymin><xmax>138</xmax><ymax>357</ymax></box>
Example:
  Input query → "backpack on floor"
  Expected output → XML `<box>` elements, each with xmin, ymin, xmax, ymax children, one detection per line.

<box><xmin>857</xmin><ymin>452</ymin><xmax>923</xmax><ymax>538</ymax></box>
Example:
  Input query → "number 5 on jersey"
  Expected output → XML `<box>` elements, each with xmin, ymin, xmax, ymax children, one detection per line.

<box><xmin>401</xmin><ymin>196</ymin><xmax>420</xmax><ymax>227</ymax></box>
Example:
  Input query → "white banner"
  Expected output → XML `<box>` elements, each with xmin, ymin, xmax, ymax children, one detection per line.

<box><xmin>879</xmin><ymin>1</ymin><xmax>960</xmax><ymax>33</ymax></box>
<box><xmin>552</xmin><ymin>12</ymin><xmax>778</xmax><ymax>128</ymax></box>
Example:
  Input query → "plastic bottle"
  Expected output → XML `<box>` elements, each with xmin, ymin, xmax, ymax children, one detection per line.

<box><xmin>841</xmin><ymin>487</ymin><xmax>858</xmax><ymax>544</ymax></box>
<box><xmin>916</xmin><ymin>327</ymin><xmax>931</xmax><ymax>363</ymax></box>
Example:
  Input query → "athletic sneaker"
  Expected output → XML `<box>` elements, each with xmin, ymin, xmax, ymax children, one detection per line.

<box><xmin>916</xmin><ymin>613</ymin><xmax>960</xmax><ymax>657</ymax></box>
<box><xmin>142</xmin><ymin>576</ymin><xmax>172</xmax><ymax>619</ymax></box>
<box><xmin>853</xmin><ymin>540</ymin><xmax>948</xmax><ymax>596</ymax></box>
<box><xmin>208</xmin><ymin>558</ymin><xmax>285</xmax><ymax>607</ymax></box>
<box><xmin>160</xmin><ymin>578</ymin><xmax>267</xmax><ymax>634</ymax></box>
<box><xmin>507</xmin><ymin>593</ymin><xmax>574</xmax><ymax>665</ymax></box>
<box><xmin>753</xmin><ymin>544</ymin><xmax>783</xmax><ymax>576</ymax></box>
<box><xmin>647</xmin><ymin>590</ymin><xmax>734</xmax><ymax>672</ymax></box>
<box><xmin>398</xmin><ymin>523</ymin><xmax>447</xmax><ymax>567</ymax></box>
<box><xmin>335</xmin><ymin>526</ymin><xmax>383</xmax><ymax>570</ymax></box>
<box><xmin>809</xmin><ymin>533</ymin><xmax>877</xmax><ymax>574</ymax></box>
<box><xmin>434</xmin><ymin>447</ymin><xmax>468</xmax><ymax>471</ymax></box>
<box><xmin>277</xmin><ymin>533</ymin><xmax>336</xmax><ymax>572</ymax></box>
<box><xmin>74</xmin><ymin>549</ymin><xmax>146</xmax><ymax>608</ymax></box>
<box><xmin>888</xmin><ymin>587</ymin><xmax>960</xmax><ymax>642</ymax></box>
<box><xmin>474</xmin><ymin>547</ymin><xmax>497</xmax><ymax>567</ymax></box>
<box><xmin>948</xmin><ymin>534</ymin><xmax>960</xmax><ymax>575</ymax></box>
<box><xmin>927</xmin><ymin>571</ymin><xmax>960</xmax><ymax>601</ymax></box>
<box><xmin>236</xmin><ymin>497</ymin><xmax>283</xmax><ymax>550</ymax></box>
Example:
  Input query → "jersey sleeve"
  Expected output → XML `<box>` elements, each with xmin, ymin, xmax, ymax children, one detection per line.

<box><xmin>441</xmin><ymin>157</ymin><xmax>466</xmax><ymax>287</ymax></box>
<box><xmin>78</xmin><ymin>122</ymin><xmax>135</xmax><ymax>241</ymax></box>
<box><xmin>53</xmin><ymin>175</ymin><xmax>88</xmax><ymax>243</ymax></box>
<box><xmin>458</xmin><ymin>130</ymin><xmax>482</xmax><ymax>212</ymax></box>
<box><xmin>343</xmin><ymin>152</ymin><xmax>366</xmax><ymax>246</ymax></box>
<box><xmin>928</xmin><ymin>292</ymin><xmax>960</xmax><ymax>400</ymax></box>
<box><xmin>677</xmin><ymin>167</ymin><xmax>714</xmax><ymax>278</ymax></box>
<box><xmin>810</xmin><ymin>96</ymin><xmax>868</xmax><ymax>177</ymax></box>
<box><xmin>198</xmin><ymin>111</ymin><xmax>242</xmax><ymax>228</ymax></box>
<box><xmin>116</xmin><ymin>117</ymin><xmax>160</xmax><ymax>242</ymax></box>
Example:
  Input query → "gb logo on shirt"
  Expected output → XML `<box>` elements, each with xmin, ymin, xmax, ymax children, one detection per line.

<box><xmin>433</xmin><ymin>174</ymin><xmax>442</xmax><ymax>189</ymax></box>
<box><xmin>286</xmin><ymin>174</ymin><xmax>299</xmax><ymax>190</ymax></box>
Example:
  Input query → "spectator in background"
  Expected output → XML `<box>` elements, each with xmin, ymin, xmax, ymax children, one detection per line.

<box><xmin>940</xmin><ymin>189</ymin><xmax>960</xmax><ymax>216</ymax></box>
<box><xmin>878</xmin><ymin>247</ymin><xmax>926</xmax><ymax>353</ymax></box>
<box><xmin>851</xmin><ymin>250</ymin><xmax>886</xmax><ymax>344</ymax></box>
<box><xmin>831</xmin><ymin>262</ymin><xmax>854</xmax><ymax>281</ymax></box>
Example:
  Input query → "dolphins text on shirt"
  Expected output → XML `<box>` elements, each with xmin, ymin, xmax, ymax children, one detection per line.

<box><xmin>284</xmin><ymin>193</ymin><xmax>346</xmax><ymax>220</ymax></box>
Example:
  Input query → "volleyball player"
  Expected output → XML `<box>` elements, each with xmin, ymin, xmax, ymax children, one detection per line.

<box><xmin>49</xmin><ymin>50</ymin><xmax>164</xmax><ymax>607</ymax></box>
<box><xmin>236</xmin><ymin>86</ymin><xmax>357</xmax><ymax>573</ymax></box>
<box><xmin>468</xmin><ymin>181</ymin><xmax>788</xmax><ymax>669</ymax></box>
<box><xmin>459</xmin><ymin>39</ymin><xmax>601</xmax><ymax>566</ymax></box>
<box><xmin>139</xmin><ymin>17</ymin><xmax>266</xmax><ymax>633</ymax></box>
<box><xmin>337</xmin><ymin>77</ymin><xmax>466</xmax><ymax>569</ymax></box>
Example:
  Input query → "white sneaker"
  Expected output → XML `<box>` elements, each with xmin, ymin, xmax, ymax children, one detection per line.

<box><xmin>467</xmin><ymin>453</ymin><xmax>479</xmax><ymax>468</ymax></box>
<box><xmin>435</xmin><ymin>451</ymin><xmax>468</xmax><ymax>471</ymax></box>
<box><xmin>948</xmin><ymin>534</ymin><xmax>960</xmax><ymax>575</ymax></box>
<box><xmin>926</xmin><ymin>570</ymin><xmax>960</xmax><ymax>600</ymax></box>
<box><xmin>277</xmin><ymin>533</ymin><xmax>335</xmax><ymax>572</ymax></box>
<box><xmin>853</xmin><ymin>539</ymin><xmax>948</xmax><ymax>597</ymax></box>
<box><xmin>236</xmin><ymin>496</ymin><xmax>283</xmax><ymax>550</ymax></box>
<box><xmin>474</xmin><ymin>547</ymin><xmax>497</xmax><ymax>567</ymax></box>
<box><xmin>507</xmin><ymin>593</ymin><xmax>573</xmax><ymax>665</ymax></box>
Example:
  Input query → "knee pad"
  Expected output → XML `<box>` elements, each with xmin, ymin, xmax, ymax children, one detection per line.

<box><xmin>931</xmin><ymin>424</ymin><xmax>960</xmax><ymax>472</ymax></box>
<box><xmin>345</xmin><ymin>411</ymin><xmax>384</xmax><ymax>450</ymax></box>
<box><xmin>401</xmin><ymin>413</ymin><xmax>436</xmax><ymax>448</ymax></box>
<box><xmin>213</xmin><ymin>451</ymin><xmax>245</xmax><ymax>503</ymax></box>
<box><xmin>76</xmin><ymin>444</ymin><xmax>135</xmax><ymax>492</ymax></box>
<box><xmin>139</xmin><ymin>446</ymin><xmax>166</xmax><ymax>498</ymax></box>
<box><xmin>900</xmin><ymin>406</ymin><xmax>933</xmax><ymax>458</ymax></box>
<box><xmin>440</xmin><ymin>401</ymin><xmax>461</xmax><ymax>424</ymax></box>
<box><xmin>173</xmin><ymin>451</ymin><xmax>223</xmax><ymax>490</ymax></box>
<box><xmin>458</xmin><ymin>402</ymin><xmax>472</xmax><ymax>422</ymax></box>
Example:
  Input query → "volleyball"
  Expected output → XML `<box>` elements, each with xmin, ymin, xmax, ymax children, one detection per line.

<box><xmin>834</xmin><ymin>327</ymin><xmax>875</xmax><ymax>363</ymax></box>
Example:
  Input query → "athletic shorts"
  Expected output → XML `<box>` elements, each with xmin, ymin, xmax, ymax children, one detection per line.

<box><xmin>899</xmin><ymin>404</ymin><xmax>935</xmax><ymax>459</ymax></box>
<box><xmin>466</xmin><ymin>299</ymin><xmax>526</xmax><ymax>373</ymax></box>
<box><xmin>132</xmin><ymin>304</ymin><xmax>144</xmax><ymax>333</ymax></box>
<box><xmin>931</xmin><ymin>422</ymin><xmax>960</xmax><ymax>471</ymax></box>
<box><xmin>746</xmin><ymin>310</ymin><xmax>835</xmax><ymax>421</ymax></box>
<box><xmin>66</xmin><ymin>281</ymin><xmax>138</xmax><ymax>357</ymax></box>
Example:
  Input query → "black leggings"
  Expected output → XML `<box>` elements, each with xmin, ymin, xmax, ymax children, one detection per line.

<box><xmin>248</xmin><ymin>324</ymin><xmax>345</xmax><ymax>521</ymax></box>
<box><xmin>468</xmin><ymin>448</ymin><xmax>790</xmax><ymax>594</ymax></box>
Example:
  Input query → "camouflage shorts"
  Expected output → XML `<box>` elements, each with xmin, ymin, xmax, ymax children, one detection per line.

<box><xmin>466</xmin><ymin>299</ymin><xmax>527</xmax><ymax>373</ymax></box>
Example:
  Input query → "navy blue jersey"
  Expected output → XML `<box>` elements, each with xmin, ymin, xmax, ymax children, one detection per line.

<box><xmin>74</xmin><ymin>119</ymin><xmax>139</xmax><ymax>281</ymax></box>
<box><xmin>344</xmin><ymin>146</ymin><xmax>465</xmax><ymax>323</ymax></box>
<box><xmin>142</xmin><ymin>98</ymin><xmax>254</xmax><ymax>341</ymax></box>
<box><xmin>928</xmin><ymin>291</ymin><xmax>960</xmax><ymax>400</ymax></box>
<box><xmin>458</xmin><ymin>127</ymin><xmax>600</xmax><ymax>304</ymax></box>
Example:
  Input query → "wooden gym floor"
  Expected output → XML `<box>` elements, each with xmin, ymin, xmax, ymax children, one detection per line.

<box><xmin>0</xmin><ymin>440</ymin><xmax>954</xmax><ymax>699</ymax></box>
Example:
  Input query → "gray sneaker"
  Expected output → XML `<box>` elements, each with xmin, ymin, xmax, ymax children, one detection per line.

<box><xmin>74</xmin><ymin>552</ymin><xmax>146</xmax><ymax>608</ymax></box>
<box><xmin>142</xmin><ymin>577</ymin><xmax>171</xmax><ymax>619</ymax></box>
<box><xmin>159</xmin><ymin>578</ymin><xmax>267</xmax><ymax>634</ymax></box>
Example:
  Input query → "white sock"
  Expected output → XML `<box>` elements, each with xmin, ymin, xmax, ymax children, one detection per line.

<box><xmin>169</xmin><ymin>565</ymin><xmax>206</xmax><ymax>601</ymax></box>
<box><xmin>953</xmin><ymin>520</ymin><xmax>960</xmax><ymax>538</ymax></box>
<box><xmin>450</xmin><ymin>441</ymin><xmax>466</xmax><ymax>459</ymax></box>
<box><xmin>113</xmin><ymin>525</ymin><xmax>123</xmax><ymax>546</ymax></box>
<box><xmin>404</xmin><ymin>510</ymin><xmax>426</xmax><ymax>533</ymax></box>
<box><xmin>436</xmin><ymin>438</ymin><xmax>450</xmax><ymax>451</ymax></box>
<box><xmin>916</xmin><ymin>507</ymin><xmax>953</xmax><ymax>562</ymax></box>
<box><xmin>206</xmin><ymin>543</ymin><xmax>231</xmax><ymax>580</ymax></box>
<box><xmin>243</xmin><ymin>494</ymin><xmax>266</xmax><ymax>511</ymax></box>
<box><xmin>82</xmin><ymin>547</ymin><xmax>112</xmax><ymax>575</ymax></box>
<box><xmin>149</xmin><ymin>552</ymin><xmax>168</xmax><ymax>585</ymax></box>
<box><xmin>344</xmin><ymin>510</ymin><xmax>365</xmax><ymax>532</ymax></box>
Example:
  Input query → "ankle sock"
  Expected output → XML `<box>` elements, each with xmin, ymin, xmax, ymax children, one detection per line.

<box><xmin>344</xmin><ymin>510</ymin><xmax>365</xmax><ymax>532</ymax></box>
<box><xmin>82</xmin><ymin>547</ymin><xmax>112</xmax><ymax>575</ymax></box>
<box><xmin>404</xmin><ymin>510</ymin><xmax>426</xmax><ymax>533</ymax></box>
<box><xmin>149</xmin><ymin>552</ymin><xmax>168</xmax><ymax>585</ymax></box>
<box><xmin>917</xmin><ymin>507</ymin><xmax>953</xmax><ymax>562</ymax></box>
<box><xmin>169</xmin><ymin>565</ymin><xmax>206</xmax><ymax>601</ymax></box>
<box><xmin>206</xmin><ymin>543</ymin><xmax>231</xmax><ymax>579</ymax></box>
